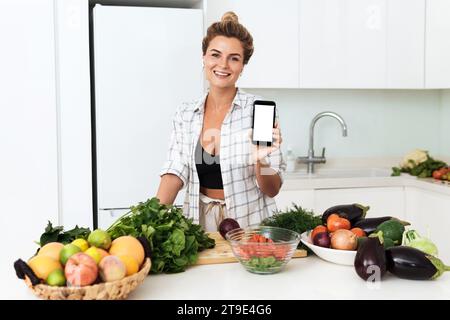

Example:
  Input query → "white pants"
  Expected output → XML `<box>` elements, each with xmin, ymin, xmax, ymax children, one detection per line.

<box><xmin>199</xmin><ymin>193</ymin><xmax>228</xmax><ymax>232</ymax></box>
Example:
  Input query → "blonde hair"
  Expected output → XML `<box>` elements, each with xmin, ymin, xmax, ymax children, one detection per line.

<box><xmin>202</xmin><ymin>12</ymin><xmax>254</xmax><ymax>65</ymax></box>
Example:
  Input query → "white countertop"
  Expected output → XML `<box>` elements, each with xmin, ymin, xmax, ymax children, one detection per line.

<box><xmin>6</xmin><ymin>256</ymin><xmax>450</xmax><ymax>300</ymax></box>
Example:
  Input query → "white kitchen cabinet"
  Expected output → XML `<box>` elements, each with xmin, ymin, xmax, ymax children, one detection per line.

<box><xmin>425</xmin><ymin>0</ymin><xmax>450</xmax><ymax>88</ymax></box>
<box><xmin>314</xmin><ymin>187</ymin><xmax>405</xmax><ymax>219</ymax></box>
<box><xmin>275</xmin><ymin>189</ymin><xmax>315</xmax><ymax>212</ymax></box>
<box><xmin>404</xmin><ymin>187</ymin><xmax>450</xmax><ymax>261</ymax></box>
<box><xmin>206</xmin><ymin>0</ymin><xmax>299</xmax><ymax>88</ymax></box>
<box><xmin>0</xmin><ymin>0</ymin><xmax>59</xmax><ymax>256</ymax></box>
<box><xmin>387</xmin><ymin>0</ymin><xmax>425</xmax><ymax>88</ymax></box>
<box><xmin>299</xmin><ymin>0</ymin><xmax>425</xmax><ymax>88</ymax></box>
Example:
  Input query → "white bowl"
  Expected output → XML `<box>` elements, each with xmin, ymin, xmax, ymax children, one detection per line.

<box><xmin>300</xmin><ymin>231</ymin><xmax>356</xmax><ymax>266</ymax></box>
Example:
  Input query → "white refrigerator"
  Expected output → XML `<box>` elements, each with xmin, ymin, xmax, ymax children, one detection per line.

<box><xmin>92</xmin><ymin>5</ymin><xmax>203</xmax><ymax>228</ymax></box>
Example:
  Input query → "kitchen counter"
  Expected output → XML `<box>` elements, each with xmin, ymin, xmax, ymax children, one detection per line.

<box><xmin>129</xmin><ymin>257</ymin><xmax>450</xmax><ymax>300</ymax></box>
<box><xmin>6</xmin><ymin>256</ymin><xmax>450</xmax><ymax>300</ymax></box>
<box><xmin>282</xmin><ymin>168</ymin><xmax>450</xmax><ymax>196</ymax></box>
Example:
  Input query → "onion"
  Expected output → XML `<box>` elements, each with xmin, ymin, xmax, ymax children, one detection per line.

<box><xmin>331</xmin><ymin>229</ymin><xmax>357</xmax><ymax>250</ymax></box>
<box><xmin>219</xmin><ymin>218</ymin><xmax>240</xmax><ymax>239</ymax></box>
<box><xmin>313</xmin><ymin>232</ymin><xmax>331</xmax><ymax>248</ymax></box>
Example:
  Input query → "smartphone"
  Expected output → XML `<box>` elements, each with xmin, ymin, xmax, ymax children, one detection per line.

<box><xmin>252</xmin><ymin>100</ymin><xmax>276</xmax><ymax>146</ymax></box>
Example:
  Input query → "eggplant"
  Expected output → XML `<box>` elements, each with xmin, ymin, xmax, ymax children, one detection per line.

<box><xmin>322</xmin><ymin>203</ymin><xmax>370</xmax><ymax>226</ymax></box>
<box><xmin>353</xmin><ymin>216</ymin><xmax>410</xmax><ymax>235</ymax></box>
<box><xmin>386</xmin><ymin>246</ymin><xmax>450</xmax><ymax>280</ymax></box>
<box><xmin>354</xmin><ymin>233</ymin><xmax>386</xmax><ymax>281</ymax></box>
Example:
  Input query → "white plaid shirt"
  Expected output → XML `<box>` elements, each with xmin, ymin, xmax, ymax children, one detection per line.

<box><xmin>160</xmin><ymin>88</ymin><xmax>286</xmax><ymax>227</ymax></box>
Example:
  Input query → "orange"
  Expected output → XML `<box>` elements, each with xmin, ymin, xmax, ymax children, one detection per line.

<box><xmin>96</xmin><ymin>248</ymin><xmax>110</xmax><ymax>262</ymax></box>
<box><xmin>109</xmin><ymin>236</ymin><xmax>145</xmax><ymax>266</ymax></box>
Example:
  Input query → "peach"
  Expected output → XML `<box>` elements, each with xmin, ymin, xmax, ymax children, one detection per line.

<box><xmin>65</xmin><ymin>253</ymin><xmax>98</xmax><ymax>286</ymax></box>
<box><xmin>99</xmin><ymin>255</ymin><xmax>126</xmax><ymax>282</ymax></box>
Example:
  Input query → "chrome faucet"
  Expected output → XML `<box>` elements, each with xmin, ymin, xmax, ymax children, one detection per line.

<box><xmin>297</xmin><ymin>111</ymin><xmax>348</xmax><ymax>173</ymax></box>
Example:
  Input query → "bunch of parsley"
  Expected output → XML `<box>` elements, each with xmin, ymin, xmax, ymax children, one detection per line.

<box><xmin>106</xmin><ymin>197</ymin><xmax>215</xmax><ymax>274</ymax></box>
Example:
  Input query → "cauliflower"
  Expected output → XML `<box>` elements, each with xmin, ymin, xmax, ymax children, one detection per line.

<box><xmin>400</xmin><ymin>149</ymin><xmax>428</xmax><ymax>169</ymax></box>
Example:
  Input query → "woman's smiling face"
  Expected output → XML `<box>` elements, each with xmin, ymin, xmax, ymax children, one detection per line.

<box><xmin>203</xmin><ymin>35</ymin><xmax>245</xmax><ymax>89</ymax></box>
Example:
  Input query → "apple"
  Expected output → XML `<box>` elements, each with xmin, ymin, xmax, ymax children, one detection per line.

<box><xmin>65</xmin><ymin>253</ymin><xmax>98</xmax><ymax>286</ymax></box>
<box><xmin>99</xmin><ymin>256</ymin><xmax>126</xmax><ymax>282</ymax></box>
<box><xmin>60</xmin><ymin>243</ymin><xmax>81</xmax><ymax>265</ymax></box>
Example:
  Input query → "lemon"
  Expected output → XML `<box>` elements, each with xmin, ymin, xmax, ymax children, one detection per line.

<box><xmin>85</xmin><ymin>247</ymin><xmax>102</xmax><ymax>264</ymax></box>
<box><xmin>71</xmin><ymin>238</ymin><xmax>89</xmax><ymax>252</ymax></box>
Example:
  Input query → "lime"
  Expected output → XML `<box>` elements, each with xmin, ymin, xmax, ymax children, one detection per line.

<box><xmin>71</xmin><ymin>238</ymin><xmax>89</xmax><ymax>252</ymax></box>
<box><xmin>87</xmin><ymin>229</ymin><xmax>112</xmax><ymax>250</ymax></box>
<box><xmin>59</xmin><ymin>243</ymin><xmax>81</xmax><ymax>265</ymax></box>
<box><xmin>46</xmin><ymin>269</ymin><xmax>66</xmax><ymax>286</ymax></box>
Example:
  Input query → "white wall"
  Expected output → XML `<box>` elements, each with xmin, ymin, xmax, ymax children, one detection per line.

<box><xmin>248</xmin><ymin>89</ymin><xmax>441</xmax><ymax>165</ymax></box>
<box><xmin>0</xmin><ymin>0</ymin><xmax>59</xmax><ymax>294</ymax></box>
<box><xmin>441</xmin><ymin>90</ymin><xmax>450</xmax><ymax>158</ymax></box>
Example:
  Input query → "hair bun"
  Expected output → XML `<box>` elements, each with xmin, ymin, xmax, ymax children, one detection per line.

<box><xmin>221</xmin><ymin>11</ymin><xmax>239</xmax><ymax>24</ymax></box>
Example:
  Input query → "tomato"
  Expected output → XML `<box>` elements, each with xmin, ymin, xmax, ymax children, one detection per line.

<box><xmin>327</xmin><ymin>217</ymin><xmax>351</xmax><ymax>232</ymax></box>
<box><xmin>326</xmin><ymin>214</ymin><xmax>340</xmax><ymax>224</ymax></box>
<box><xmin>350</xmin><ymin>227</ymin><xmax>366</xmax><ymax>238</ymax></box>
<box><xmin>311</xmin><ymin>225</ymin><xmax>328</xmax><ymax>240</ymax></box>
<box><xmin>433</xmin><ymin>170</ymin><xmax>443</xmax><ymax>179</ymax></box>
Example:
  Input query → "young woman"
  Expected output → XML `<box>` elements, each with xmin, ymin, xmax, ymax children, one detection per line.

<box><xmin>156</xmin><ymin>12</ymin><xmax>285</xmax><ymax>231</ymax></box>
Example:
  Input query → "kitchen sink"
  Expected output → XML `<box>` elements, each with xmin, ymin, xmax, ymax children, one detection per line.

<box><xmin>286</xmin><ymin>168</ymin><xmax>393</xmax><ymax>179</ymax></box>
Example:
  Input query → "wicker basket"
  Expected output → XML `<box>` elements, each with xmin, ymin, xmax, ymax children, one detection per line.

<box><xmin>25</xmin><ymin>258</ymin><xmax>151</xmax><ymax>300</ymax></box>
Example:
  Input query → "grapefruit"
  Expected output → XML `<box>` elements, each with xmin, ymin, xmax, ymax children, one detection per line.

<box><xmin>38</xmin><ymin>242</ymin><xmax>64</xmax><ymax>261</ymax></box>
<box><xmin>28</xmin><ymin>256</ymin><xmax>62</xmax><ymax>280</ymax></box>
<box><xmin>117</xmin><ymin>254</ymin><xmax>139</xmax><ymax>276</ymax></box>
<box><xmin>109</xmin><ymin>236</ymin><xmax>145</xmax><ymax>266</ymax></box>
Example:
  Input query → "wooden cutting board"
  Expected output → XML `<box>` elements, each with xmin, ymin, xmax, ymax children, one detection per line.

<box><xmin>196</xmin><ymin>232</ymin><xmax>307</xmax><ymax>265</ymax></box>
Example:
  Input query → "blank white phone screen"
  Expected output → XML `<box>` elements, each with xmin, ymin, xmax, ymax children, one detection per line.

<box><xmin>253</xmin><ymin>104</ymin><xmax>274</xmax><ymax>143</ymax></box>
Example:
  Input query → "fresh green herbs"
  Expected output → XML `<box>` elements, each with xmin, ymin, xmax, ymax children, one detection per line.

<box><xmin>106</xmin><ymin>197</ymin><xmax>215</xmax><ymax>274</ymax></box>
<box><xmin>39</xmin><ymin>221</ymin><xmax>91</xmax><ymax>247</ymax></box>
<box><xmin>261</xmin><ymin>204</ymin><xmax>322</xmax><ymax>251</ymax></box>
<box><xmin>391</xmin><ymin>156</ymin><xmax>447</xmax><ymax>178</ymax></box>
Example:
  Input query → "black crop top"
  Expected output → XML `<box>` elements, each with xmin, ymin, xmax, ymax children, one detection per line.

<box><xmin>195</xmin><ymin>140</ymin><xmax>224</xmax><ymax>189</ymax></box>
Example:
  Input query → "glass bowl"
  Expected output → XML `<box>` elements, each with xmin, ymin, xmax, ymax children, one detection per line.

<box><xmin>225</xmin><ymin>226</ymin><xmax>301</xmax><ymax>274</ymax></box>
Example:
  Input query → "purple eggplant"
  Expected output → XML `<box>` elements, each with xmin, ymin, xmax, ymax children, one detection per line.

<box><xmin>322</xmin><ymin>204</ymin><xmax>370</xmax><ymax>226</ymax></box>
<box><xmin>353</xmin><ymin>216</ymin><xmax>410</xmax><ymax>235</ymax></box>
<box><xmin>354</xmin><ymin>233</ymin><xmax>387</xmax><ymax>281</ymax></box>
<box><xmin>386</xmin><ymin>246</ymin><xmax>450</xmax><ymax>280</ymax></box>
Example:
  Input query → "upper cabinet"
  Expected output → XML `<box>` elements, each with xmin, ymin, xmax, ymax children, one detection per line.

<box><xmin>206</xmin><ymin>0</ymin><xmax>299</xmax><ymax>88</ymax></box>
<box><xmin>206</xmin><ymin>0</ymin><xmax>448</xmax><ymax>89</ymax></box>
<box><xmin>299</xmin><ymin>0</ymin><xmax>425</xmax><ymax>88</ymax></box>
<box><xmin>425</xmin><ymin>0</ymin><xmax>450</xmax><ymax>88</ymax></box>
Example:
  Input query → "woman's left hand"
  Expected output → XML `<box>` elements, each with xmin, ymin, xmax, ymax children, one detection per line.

<box><xmin>250</xmin><ymin>122</ymin><xmax>283</xmax><ymax>163</ymax></box>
